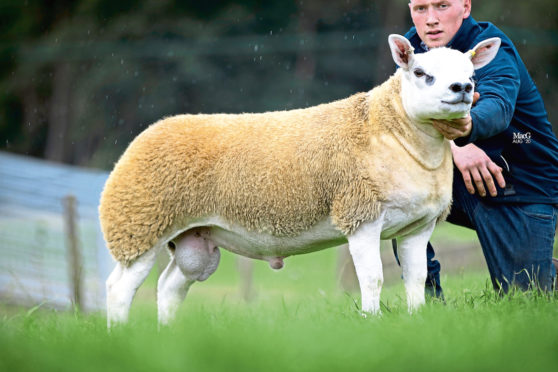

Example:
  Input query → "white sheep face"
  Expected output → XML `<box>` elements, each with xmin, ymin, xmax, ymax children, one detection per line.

<box><xmin>388</xmin><ymin>34</ymin><xmax>501</xmax><ymax>123</ymax></box>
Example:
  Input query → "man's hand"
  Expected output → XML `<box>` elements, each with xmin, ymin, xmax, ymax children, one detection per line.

<box><xmin>432</xmin><ymin>116</ymin><xmax>472</xmax><ymax>140</ymax></box>
<box><xmin>432</xmin><ymin>92</ymin><xmax>480</xmax><ymax>140</ymax></box>
<box><xmin>451</xmin><ymin>142</ymin><xmax>506</xmax><ymax>197</ymax></box>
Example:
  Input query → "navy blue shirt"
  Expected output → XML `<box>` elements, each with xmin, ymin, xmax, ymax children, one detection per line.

<box><xmin>405</xmin><ymin>17</ymin><xmax>558</xmax><ymax>204</ymax></box>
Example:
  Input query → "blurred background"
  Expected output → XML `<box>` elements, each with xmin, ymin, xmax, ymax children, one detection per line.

<box><xmin>0</xmin><ymin>0</ymin><xmax>557</xmax><ymax>311</ymax></box>
<box><xmin>1</xmin><ymin>0</ymin><xmax>557</xmax><ymax>167</ymax></box>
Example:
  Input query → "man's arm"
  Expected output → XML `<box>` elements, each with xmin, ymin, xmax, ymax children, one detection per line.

<box><xmin>434</xmin><ymin>47</ymin><xmax>521</xmax><ymax>142</ymax></box>
<box><xmin>458</xmin><ymin>53</ymin><xmax>520</xmax><ymax>144</ymax></box>
<box><xmin>434</xmin><ymin>44</ymin><xmax>521</xmax><ymax>195</ymax></box>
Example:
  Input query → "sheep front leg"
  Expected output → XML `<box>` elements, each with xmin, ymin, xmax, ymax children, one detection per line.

<box><xmin>397</xmin><ymin>220</ymin><xmax>436</xmax><ymax>313</ymax></box>
<box><xmin>347</xmin><ymin>219</ymin><xmax>384</xmax><ymax>316</ymax></box>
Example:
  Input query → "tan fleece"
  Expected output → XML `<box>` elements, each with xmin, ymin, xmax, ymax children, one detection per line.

<box><xmin>99</xmin><ymin>70</ymin><xmax>451</xmax><ymax>264</ymax></box>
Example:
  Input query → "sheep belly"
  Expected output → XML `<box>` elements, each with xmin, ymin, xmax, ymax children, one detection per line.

<box><xmin>168</xmin><ymin>217</ymin><xmax>347</xmax><ymax>268</ymax></box>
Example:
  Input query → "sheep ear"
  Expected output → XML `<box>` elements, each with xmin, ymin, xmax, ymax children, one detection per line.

<box><xmin>388</xmin><ymin>34</ymin><xmax>415</xmax><ymax>70</ymax></box>
<box><xmin>468</xmin><ymin>37</ymin><xmax>501</xmax><ymax>69</ymax></box>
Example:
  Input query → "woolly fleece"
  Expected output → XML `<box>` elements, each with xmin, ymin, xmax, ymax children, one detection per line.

<box><xmin>99</xmin><ymin>70</ymin><xmax>452</xmax><ymax>264</ymax></box>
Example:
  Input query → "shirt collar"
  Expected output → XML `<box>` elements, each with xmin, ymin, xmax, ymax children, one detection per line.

<box><xmin>446</xmin><ymin>16</ymin><xmax>481</xmax><ymax>52</ymax></box>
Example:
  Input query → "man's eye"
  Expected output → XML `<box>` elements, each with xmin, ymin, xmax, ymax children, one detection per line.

<box><xmin>414</xmin><ymin>69</ymin><xmax>425</xmax><ymax>78</ymax></box>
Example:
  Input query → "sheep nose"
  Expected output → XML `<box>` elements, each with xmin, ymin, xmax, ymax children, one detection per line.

<box><xmin>449</xmin><ymin>82</ymin><xmax>473</xmax><ymax>93</ymax></box>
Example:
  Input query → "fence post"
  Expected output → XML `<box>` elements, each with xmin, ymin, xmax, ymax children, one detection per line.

<box><xmin>63</xmin><ymin>194</ymin><xmax>83</xmax><ymax>311</ymax></box>
<box><xmin>237</xmin><ymin>256</ymin><xmax>255</xmax><ymax>302</ymax></box>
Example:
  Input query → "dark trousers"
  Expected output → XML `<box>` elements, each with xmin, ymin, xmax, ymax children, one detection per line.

<box><xmin>427</xmin><ymin>171</ymin><xmax>557</xmax><ymax>293</ymax></box>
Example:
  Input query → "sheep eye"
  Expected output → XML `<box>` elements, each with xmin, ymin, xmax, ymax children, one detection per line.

<box><xmin>414</xmin><ymin>68</ymin><xmax>435</xmax><ymax>85</ymax></box>
<box><xmin>425</xmin><ymin>75</ymin><xmax>435</xmax><ymax>85</ymax></box>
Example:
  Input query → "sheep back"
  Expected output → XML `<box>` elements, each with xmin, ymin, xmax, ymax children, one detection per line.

<box><xmin>99</xmin><ymin>76</ymin><xmax>406</xmax><ymax>264</ymax></box>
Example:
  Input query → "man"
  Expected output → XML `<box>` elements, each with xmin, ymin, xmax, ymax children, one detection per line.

<box><xmin>402</xmin><ymin>0</ymin><xmax>558</xmax><ymax>294</ymax></box>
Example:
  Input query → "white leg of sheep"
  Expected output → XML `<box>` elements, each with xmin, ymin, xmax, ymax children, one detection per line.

<box><xmin>157</xmin><ymin>257</ymin><xmax>195</xmax><ymax>325</ymax></box>
<box><xmin>347</xmin><ymin>218</ymin><xmax>384</xmax><ymax>316</ymax></box>
<box><xmin>397</xmin><ymin>220</ymin><xmax>436</xmax><ymax>313</ymax></box>
<box><xmin>106</xmin><ymin>248</ymin><xmax>158</xmax><ymax>327</ymax></box>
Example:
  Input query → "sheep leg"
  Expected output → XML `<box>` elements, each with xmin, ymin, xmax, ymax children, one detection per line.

<box><xmin>157</xmin><ymin>257</ymin><xmax>195</xmax><ymax>325</ymax></box>
<box><xmin>398</xmin><ymin>220</ymin><xmax>436</xmax><ymax>313</ymax></box>
<box><xmin>106</xmin><ymin>248</ymin><xmax>158</xmax><ymax>328</ymax></box>
<box><xmin>347</xmin><ymin>218</ymin><xmax>384</xmax><ymax>316</ymax></box>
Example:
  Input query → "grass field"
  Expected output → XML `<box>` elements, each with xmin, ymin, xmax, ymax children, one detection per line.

<box><xmin>1</xmin><ymin>238</ymin><xmax>557</xmax><ymax>372</ymax></box>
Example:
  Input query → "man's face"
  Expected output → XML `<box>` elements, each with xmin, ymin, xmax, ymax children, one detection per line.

<box><xmin>409</xmin><ymin>0</ymin><xmax>471</xmax><ymax>48</ymax></box>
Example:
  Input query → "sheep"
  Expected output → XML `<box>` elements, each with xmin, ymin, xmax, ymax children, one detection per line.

<box><xmin>100</xmin><ymin>34</ymin><xmax>501</xmax><ymax>326</ymax></box>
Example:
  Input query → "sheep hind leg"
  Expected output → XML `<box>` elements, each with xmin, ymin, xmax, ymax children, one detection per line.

<box><xmin>157</xmin><ymin>229</ymin><xmax>221</xmax><ymax>325</ymax></box>
<box><xmin>157</xmin><ymin>257</ymin><xmax>195</xmax><ymax>325</ymax></box>
<box><xmin>106</xmin><ymin>248</ymin><xmax>158</xmax><ymax>328</ymax></box>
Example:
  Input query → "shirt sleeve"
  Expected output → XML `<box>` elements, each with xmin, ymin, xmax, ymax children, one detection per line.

<box><xmin>454</xmin><ymin>44</ymin><xmax>521</xmax><ymax>146</ymax></box>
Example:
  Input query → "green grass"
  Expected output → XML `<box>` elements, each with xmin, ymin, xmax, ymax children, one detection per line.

<box><xmin>2</xmin><ymin>209</ymin><xmax>556</xmax><ymax>371</ymax></box>
<box><xmin>1</xmin><ymin>222</ymin><xmax>557</xmax><ymax>371</ymax></box>
<box><xmin>1</xmin><ymin>287</ymin><xmax>557</xmax><ymax>371</ymax></box>
<box><xmin>1</xmin><ymin>260</ymin><xmax>557</xmax><ymax>371</ymax></box>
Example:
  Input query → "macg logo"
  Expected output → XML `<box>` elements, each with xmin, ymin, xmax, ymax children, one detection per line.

<box><xmin>512</xmin><ymin>131</ymin><xmax>532</xmax><ymax>144</ymax></box>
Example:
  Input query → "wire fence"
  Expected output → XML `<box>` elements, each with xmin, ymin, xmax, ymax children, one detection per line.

<box><xmin>0</xmin><ymin>151</ymin><xmax>112</xmax><ymax>311</ymax></box>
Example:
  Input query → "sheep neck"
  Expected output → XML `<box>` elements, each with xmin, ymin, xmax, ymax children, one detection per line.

<box><xmin>367</xmin><ymin>73</ymin><xmax>449</xmax><ymax>171</ymax></box>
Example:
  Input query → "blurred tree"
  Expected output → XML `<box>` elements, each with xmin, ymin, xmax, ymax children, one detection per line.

<box><xmin>0</xmin><ymin>0</ymin><xmax>556</xmax><ymax>168</ymax></box>
<box><xmin>474</xmin><ymin>0</ymin><xmax>558</xmax><ymax>122</ymax></box>
<box><xmin>293</xmin><ymin>0</ymin><xmax>359</xmax><ymax>79</ymax></box>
